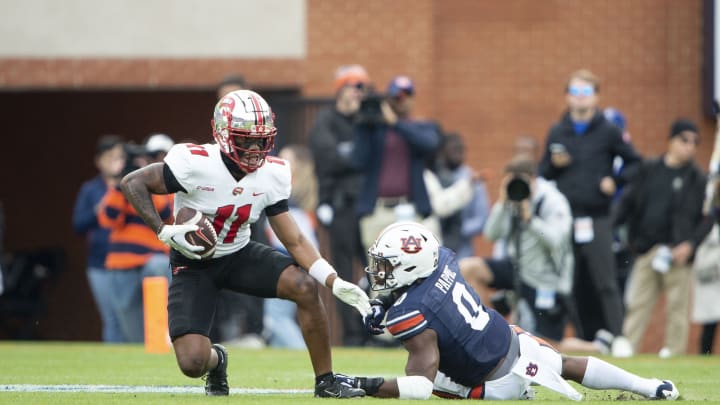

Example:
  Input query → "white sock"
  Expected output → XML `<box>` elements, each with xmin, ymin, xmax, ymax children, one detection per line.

<box><xmin>581</xmin><ymin>357</ymin><xmax>659</xmax><ymax>398</ymax></box>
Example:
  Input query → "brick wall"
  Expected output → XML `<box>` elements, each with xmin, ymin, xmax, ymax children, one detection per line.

<box><xmin>0</xmin><ymin>0</ymin><xmax>714</xmax><ymax>353</ymax></box>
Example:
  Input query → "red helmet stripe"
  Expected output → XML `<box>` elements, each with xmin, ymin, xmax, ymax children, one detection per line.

<box><xmin>248</xmin><ymin>94</ymin><xmax>264</xmax><ymax>126</ymax></box>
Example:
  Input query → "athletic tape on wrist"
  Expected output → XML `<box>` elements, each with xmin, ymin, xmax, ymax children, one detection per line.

<box><xmin>397</xmin><ymin>375</ymin><xmax>433</xmax><ymax>400</ymax></box>
<box><xmin>309</xmin><ymin>258</ymin><xmax>337</xmax><ymax>286</ymax></box>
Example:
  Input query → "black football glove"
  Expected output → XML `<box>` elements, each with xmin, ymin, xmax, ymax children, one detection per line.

<box><xmin>335</xmin><ymin>374</ymin><xmax>385</xmax><ymax>396</ymax></box>
<box><xmin>363</xmin><ymin>298</ymin><xmax>386</xmax><ymax>335</ymax></box>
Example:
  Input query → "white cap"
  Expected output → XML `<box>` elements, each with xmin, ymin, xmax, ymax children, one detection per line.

<box><xmin>145</xmin><ymin>133</ymin><xmax>174</xmax><ymax>153</ymax></box>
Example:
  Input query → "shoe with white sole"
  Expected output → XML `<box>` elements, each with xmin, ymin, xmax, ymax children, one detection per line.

<box><xmin>652</xmin><ymin>379</ymin><xmax>679</xmax><ymax>400</ymax></box>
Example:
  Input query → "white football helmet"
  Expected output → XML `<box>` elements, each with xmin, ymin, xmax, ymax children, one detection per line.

<box><xmin>365</xmin><ymin>221</ymin><xmax>440</xmax><ymax>291</ymax></box>
<box><xmin>212</xmin><ymin>89</ymin><xmax>277</xmax><ymax>172</ymax></box>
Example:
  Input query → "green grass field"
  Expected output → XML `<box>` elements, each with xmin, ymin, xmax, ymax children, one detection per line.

<box><xmin>0</xmin><ymin>342</ymin><xmax>718</xmax><ymax>404</ymax></box>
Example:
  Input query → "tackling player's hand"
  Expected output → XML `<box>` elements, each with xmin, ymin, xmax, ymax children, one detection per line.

<box><xmin>363</xmin><ymin>298</ymin><xmax>386</xmax><ymax>335</ymax></box>
<box><xmin>332</xmin><ymin>278</ymin><xmax>371</xmax><ymax>317</ymax></box>
<box><xmin>157</xmin><ymin>224</ymin><xmax>204</xmax><ymax>260</ymax></box>
<box><xmin>335</xmin><ymin>374</ymin><xmax>385</xmax><ymax>397</ymax></box>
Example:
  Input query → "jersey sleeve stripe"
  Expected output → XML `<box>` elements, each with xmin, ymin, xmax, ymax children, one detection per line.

<box><xmin>386</xmin><ymin>312</ymin><xmax>426</xmax><ymax>336</ymax></box>
<box><xmin>391</xmin><ymin>320</ymin><xmax>427</xmax><ymax>339</ymax></box>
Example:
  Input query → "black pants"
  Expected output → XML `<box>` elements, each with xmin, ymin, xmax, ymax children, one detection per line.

<box><xmin>572</xmin><ymin>216</ymin><xmax>625</xmax><ymax>339</ymax></box>
<box><xmin>209</xmin><ymin>219</ymin><xmax>267</xmax><ymax>341</ymax></box>
<box><xmin>327</xmin><ymin>205</ymin><xmax>367</xmax><ymax>345</ymax></box>
<box><xmin>701</xmin><ymin>322</ymin><xmax>718</xmax><ymax>354</ymax></box>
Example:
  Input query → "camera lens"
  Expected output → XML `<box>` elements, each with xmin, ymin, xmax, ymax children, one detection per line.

<box><xmin>506</xmin><ymin>177</ymin><xmax>530</xmax><ymax>201</ymax></box>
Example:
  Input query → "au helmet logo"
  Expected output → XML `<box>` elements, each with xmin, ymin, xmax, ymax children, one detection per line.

<box><xmin>400</xmin><ymin>235</ymin><xmax>423</xmax><ymax>254</ymax></box>
<box><xmin>232</xmin><ymin>187</ymin><xmax>244</xmax><ymax>196</ymax></box>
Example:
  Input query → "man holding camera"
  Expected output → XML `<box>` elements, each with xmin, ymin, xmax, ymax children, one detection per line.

<box><xmin>309</xmin><ymin>64</ymin><xmax>371</xmax><ymax>346</ymax></box>
<box><xmin>351</xmin><ymin>75</ymin><xmax>442</xmax><ymax>254</ymax></box>
<box><xmin>538</xmin><ymin>70</ymin><xmax>640</xmax><ymax>356</ymax></box>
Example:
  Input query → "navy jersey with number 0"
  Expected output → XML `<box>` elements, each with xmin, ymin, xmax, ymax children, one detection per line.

<box><xmin>385</xmin><ymin>247</ymin><xmax>512</xmax><ymax>387</ymax></box>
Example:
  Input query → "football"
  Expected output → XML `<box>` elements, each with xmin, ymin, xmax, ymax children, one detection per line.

<box><xmin>174</xmin><ymin>207</ymin><xmax>217</xmax><ymax>259</ymax></box>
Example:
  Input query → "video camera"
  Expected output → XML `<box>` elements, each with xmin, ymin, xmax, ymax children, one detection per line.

<box><xmin>356</xmin><ymin>88</ymin><xmax>386</xmax><ymax>125</ymax></box>
<box><xmin>121</xmin><ymin>142</ymin><xmax>148</xmax><ymax>177</ymax></box>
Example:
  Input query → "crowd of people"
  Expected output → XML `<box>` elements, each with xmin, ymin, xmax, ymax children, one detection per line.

<box><xmin>70</xmin><ymin>66</ymin><xmax>720</xmax><ymax>398</ymax></box>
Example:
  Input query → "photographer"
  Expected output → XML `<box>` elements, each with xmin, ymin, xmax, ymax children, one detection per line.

<box><xmin>351</xmin><ymin>75</ymin><xmax>441</xmax><ymax>254</ymax></box>
<box><xmin>461</xmin><ymin>156</ymin><xmax>611</xmax><ymax>353</ymax></box>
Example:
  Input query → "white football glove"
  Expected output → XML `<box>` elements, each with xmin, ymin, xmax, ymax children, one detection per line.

<box><xmin>157</xmin><ymin>224</ymin><xmax>204</xmax><ymax>260</ymax></box>
<box><xmin>332</xmin><ymin>278</ymin><xmax>371</xmax><ymax>317</ymax></box>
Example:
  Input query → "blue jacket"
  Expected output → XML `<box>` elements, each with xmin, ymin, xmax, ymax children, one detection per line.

<box><xmin>72</xmin><ymin>175</ymin><xmax>111</xmax><ymax>268</ymax></box>
<box><xmin>351</xmin><ymin>120</ymin><xmax>441</xmax><ymax>217</ymax></box>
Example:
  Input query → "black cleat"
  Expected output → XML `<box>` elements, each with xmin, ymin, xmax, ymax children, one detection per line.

<box><xmin>314</xmin><ymin>375</ymin><xmax>365</xmax><ymax>398</ymax></box>
<box><xmin>204</xmin><ymin>344</ymin><xmax>229</xmax><ymax>396</ymax></box>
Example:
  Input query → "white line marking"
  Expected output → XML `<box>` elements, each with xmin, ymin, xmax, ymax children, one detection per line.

<box><xmin>0</xmin><ymin>384</ymin><xmax>312</xmax><ymax>395</ymax></box>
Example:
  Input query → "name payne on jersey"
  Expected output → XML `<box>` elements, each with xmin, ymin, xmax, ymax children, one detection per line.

<box><xmin>434</xmin><ymin>265</ymin><xmax>456</xmax><ymax>294</ymax></box>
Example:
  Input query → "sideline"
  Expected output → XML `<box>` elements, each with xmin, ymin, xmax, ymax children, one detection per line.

<box><xmin>0</xmin><ymin>384</ymin><xmax>312</xmax><ymax>395</ymax></box>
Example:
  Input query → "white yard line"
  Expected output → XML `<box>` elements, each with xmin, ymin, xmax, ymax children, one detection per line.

<box><xmin>0</xmin><ymin>384</ymin><xmax>312</xmax><ymax>395</ymax></box>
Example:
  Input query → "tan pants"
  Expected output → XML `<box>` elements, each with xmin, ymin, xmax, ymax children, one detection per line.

<box><xmin>622</xmin><ymin>245</ymin><xmax>692</xmax><ymax>355</ymax></box>
<box><xmin>359</xmin><ymin>200</ymin><xmax>424</xmax><ymax>254</ymax></box>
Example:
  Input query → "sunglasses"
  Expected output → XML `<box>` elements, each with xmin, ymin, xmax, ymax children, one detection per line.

<box><xmin>346</xmin><ymin>82</ymin><xmax>366</xmax><ymax>90</ymax></box>
<box><xmin>568</xmin><ymin>85</ymin><xmax>595</xmax><ymax>97</ymax></box>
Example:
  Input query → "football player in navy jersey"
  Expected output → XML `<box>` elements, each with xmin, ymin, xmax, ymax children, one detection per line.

<box><xmin>120</xmin><ymin>89</ymin><xmax>369</xmax><ymax>398</ymax></box>
<box><xmin>340</xmin><ymin>222</ymin><xmax>679</xmax><ymax>401</ymax></box>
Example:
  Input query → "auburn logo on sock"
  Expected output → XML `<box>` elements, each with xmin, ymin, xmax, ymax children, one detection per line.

<box><xmin>525</xmin><ymin>362</ymin><xmax>538</xmax><ymax>377</ymax></box>
<box><xmin>400</xmin><ymin>235</ymin><xmax>423</xmax><ymax>253</ymax></box>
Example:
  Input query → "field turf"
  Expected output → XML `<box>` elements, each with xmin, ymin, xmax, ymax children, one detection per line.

<box><xmin>1</xmin><ymin>341</ymin><xmax>718</xmax><ymax>404</ymax></box>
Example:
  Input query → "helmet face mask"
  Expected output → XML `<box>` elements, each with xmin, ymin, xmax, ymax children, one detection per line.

<box><xmin>212</xmin><ymin>90</ymin><xmax>277</xmax><ymax>173</ymax></box>
<box><xmin>365</xmin><ymin>222</ymin><xmax>440</xmax><ymax>292</ymax></box>
<box><xmin>366</xmin><ymin>255</ymin><xmax>401</xmax><ymax>291</ymax></box>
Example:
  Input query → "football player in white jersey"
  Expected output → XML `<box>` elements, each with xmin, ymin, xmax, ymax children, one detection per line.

<box><xmin>120</xmin><ymin>89</ymin><xmax>370</xmax><ymax>398</ymax></box>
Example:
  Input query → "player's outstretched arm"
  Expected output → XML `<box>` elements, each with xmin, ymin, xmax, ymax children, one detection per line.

<box><xmin>364</xmin><ymin>329</ymin><xmax>439</xmax><ymax>399</ymax></box>
<box><xmin>269</xmin><ymin>211</ymin><xmax>370</xmax><ymax>315</ymax></box>
<box><xmin>120</xmin><ymin>163</ymin><xmax>169</xmax><ymax>233</ymax></box>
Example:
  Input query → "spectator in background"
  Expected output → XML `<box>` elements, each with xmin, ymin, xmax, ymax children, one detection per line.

<box><xmin>461</xmin><ymin>156</ymin><xmax>612</xmax><ymax>354</ymax></box>
<box><xmin>614</xmin><ymin>119</ymin><xmax>713</xmax><ymax>358</ymax></box>
<box><xmin>513</xmin><ymin>134</ymin><xmax>541</xmax><ymax>164</ymax></box>
<box><xmin>72</xmin><ymin>135</ymin><xmax>126</xmax><ymax>342</ymax></box>
<box><xmin>0</xmin><ymin>201</ymin><xmax>4</xmax><ymax>296</ymax></box>
<box><xmin>695</xmin><ymin>176</ymin><xmax>720</xmax><ymax>354</ymax></box>
<box><xmin>692</xmin><ymin>219</ymin><xmax>720</xmax><ymax>355</ymax></box>
<box><xmin>97</xmin><ymin>138</ymin><xmax>174</xmax><ymax>342</ymax></box>
<box><xmin>431</xmin><ymin>133</ymin><xmax>489</xmax><ymax>259</ymax></box>
<box><xmin>351</xmin><ymin>75</ymin><xmax>442</xmax><ymax>253</ymax></box>
<box><xmin>539</xmin><ymin>69</ymin><xmax>640</xmax><ymax>357</ymax></box>
<box><xmin>603</xmin><ymin>107</ymin><xmax>634</xmax><ymax>299</ymax></box>
<box><xmin>213</xmin><ymin>75</ymin><xmax>267</xmax><ymax>348</ymax></box>
<box><xmin>309</xmin><ymin>64</ymin><xmax>370</xmax><ymax>346</ymax></box>
<box><xmin>263</xmin><ymin>144</ymin><xmax>317</xmax><ymax>349</ymax></box>
<box><xmin>217</xmin><ymin>74</ymin><xmax>247</xmax><ymax>101</ymax></box>
<box><xmin>144</xmin><ymin>133</ymin><xmax>175</xmax><ymax>163</ymax></box>
<box><xmin>421</xmin><ymin>166</ymin><xmax>473</xmax><ymax>243</ymax></box>
<box><xmin>490</xmin><ymin>135</ymin><xmax>543</xmax><ymax>261</ymax></box>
